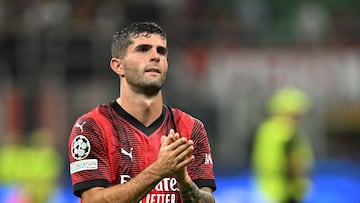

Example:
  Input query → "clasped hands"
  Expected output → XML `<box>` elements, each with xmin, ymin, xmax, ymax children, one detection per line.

<box><xmin>156</xmin><ymin>129</ymin><xmax>194</xmax><ymax>182</ymax></box>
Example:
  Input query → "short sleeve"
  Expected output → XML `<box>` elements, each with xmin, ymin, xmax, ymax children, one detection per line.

<box><xmin>187</xmin><ymin>119</ymin><xmax>216</xmax><ymax>191</ymax></box>
<box><xmin>68</xmin><ymin>115</ymin><xmax>111</xmax><ymax>197</ymax></box>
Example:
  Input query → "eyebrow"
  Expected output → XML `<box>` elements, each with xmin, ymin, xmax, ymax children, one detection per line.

<box><xmin>135</xmin><ymin>44</ymin><xmax>151</xmax><ymax>49</ymax></box>
<box><xmin>135</xmin><ymin>44</ymin><xmax>168</xmax><ymax>54</ymax></box>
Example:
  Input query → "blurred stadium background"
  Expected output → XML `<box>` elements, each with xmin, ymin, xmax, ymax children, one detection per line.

<box><xmin>0</xmin><ymin>0</ymin><xmax>360</xmax><ymax>202</ymax></box>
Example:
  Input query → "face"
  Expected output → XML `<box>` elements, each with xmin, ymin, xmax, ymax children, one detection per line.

<box><xmin>118</xmin><ymin>33</ymin><xmax>168</xmax><ymax>95</ymax></box>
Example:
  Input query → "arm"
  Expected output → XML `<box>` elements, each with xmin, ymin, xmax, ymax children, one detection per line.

<box><xmin>81</xmin><ymin>129</ymin><xmax>195</xmax><ymax>203</ymax></box>
<box><xmin>81</xmin><ymin>165</ymin><xmax>162</xmax><ymax>203</ymax></box>
<box><xmin>177</xmin><ymin>171</ymin><xmax>215</xmax><ymax>203</ymax></box>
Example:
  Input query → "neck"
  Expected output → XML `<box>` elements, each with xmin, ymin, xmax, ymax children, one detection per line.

<box><xmin>117</xmin><ymin>90</ymin><xmax>163</xmax><ymax>127</ymax></box>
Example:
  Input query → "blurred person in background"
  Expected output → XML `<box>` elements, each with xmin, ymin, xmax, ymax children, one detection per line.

<box><xmin>251</xmin><ymin>87</ymin><xmax>314</xmax><ymax>203</ymax></box>
<box><xmin>26</xmin><ymin>128</ymin><xmax>62</xmax><ymax>203</ymax></box>
<box><xmin>0</xmin><ymin>128</ymin><xmax>62</xmax><ymax>203</ymax></box>
<box><xmin>0</xmin><ymin>131</ymin><xmax>32</xmax><ymax>203</ymax></box>
<box><xmin>67</xmin><ymin>22</ymin><xmax>216</xmax><ymax>203</ymax></box>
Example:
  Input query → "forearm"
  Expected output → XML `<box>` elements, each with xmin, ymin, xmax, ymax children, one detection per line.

<box><xmin>82</xmin><ymin>166</ymin><xmax>162</xmax><ymax>203</ymax></box>
<box><xmin>177</xmin><ymin>173</ymin><xmax>214</xmax><ymax>203</ymax></box>
<box><xmin>180</xmin><ymin>182</ymin><xmax>215</xmax><ymax>203</ymax></box>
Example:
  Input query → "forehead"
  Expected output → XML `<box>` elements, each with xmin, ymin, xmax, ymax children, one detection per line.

<box><xmin>129</xmin><ymin>33</ymin><xmax>167</xmax><ymax>47</ymax></box>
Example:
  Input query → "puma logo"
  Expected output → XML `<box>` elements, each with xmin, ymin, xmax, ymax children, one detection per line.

<box><xmin>121</xmin><ymin>147</ymin><xmax>133</xmax><ymax>162</ymax></box>
<box><xmin>75</xmin><ymin>121</ymin><xmax>86</xmax><ymax>132</ymax></box>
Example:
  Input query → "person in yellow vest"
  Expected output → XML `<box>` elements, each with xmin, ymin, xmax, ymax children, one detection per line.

<box><xmin>251</xmin><ymin>87</ymin><xmax>314</xmax><ymax>203</ymax></box>
<box><xmin>25</xmin><ymin>128</ymin><xmax>62</xmax><ymax>203</ymax></box>
<box><xmin>0</xmin><ymin>128</ymin><xmax>62</xmax><ymax>203</ymax></box>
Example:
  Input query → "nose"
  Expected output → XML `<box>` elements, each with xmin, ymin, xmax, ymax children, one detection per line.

<box><xmin>150</xmin><ymin>49</ymin><xmax>160</xmax><ymax>63</ymax></box>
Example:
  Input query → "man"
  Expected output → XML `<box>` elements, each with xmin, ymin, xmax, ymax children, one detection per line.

<box><xmin>251</xmin><ymin>87</ymin><xmax>314</xmax><ymax>203</ymax></box>
<box><xmin>68</xmin><ymin>22</ymin><xmax>216</xmax><ymax>203</ymax></box>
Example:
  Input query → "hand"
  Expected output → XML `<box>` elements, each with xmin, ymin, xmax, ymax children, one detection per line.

<box><xmin>154</xmin><ymin>129</ymin><xmax>194</xmax><ymax>178</ymax></box>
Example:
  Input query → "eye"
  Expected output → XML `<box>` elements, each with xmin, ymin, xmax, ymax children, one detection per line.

<box><xmin>136</xmin><ymin>45</ymin><xmax>151</xmax><ymax>52</ymax></box>
<box><xmin>157</xmin><ymin>47</ymin><xmax>167</xmax><ymax>55</ymax></box>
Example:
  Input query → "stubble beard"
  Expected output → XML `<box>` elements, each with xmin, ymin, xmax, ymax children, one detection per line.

<box><xmin>123</xmin><ymin>63</ymin><xmax>167</xmax><ymax>96</ymax></box>
<box><xmin>141</xmin><ymin>79</ymin><xmax>165</xmax><ymax>96</ymax></box>
<box><xmin>126</xmin><ymin>75</ymin><xmax>166</xmax><ymax>97</ymax></box>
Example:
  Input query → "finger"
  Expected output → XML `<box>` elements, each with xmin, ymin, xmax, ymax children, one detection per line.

<box><xmin>170</xmin><ymin>130</ymin><xmax>181</xmax><ymax>143</ymax></box>
<box><xmin>174</xmin><ymin>140</ymin><xmax>193</xmax><ymax>155</ymax></box>
<box><xmin>167</xmin><ymin>137</ymin><xmax>189</xmax><ymax>151</ymax></box>
<box><xmin>173</xmin><ymin>138</ymin><xmax>193</xmax><ymax>151</ymax></box>
<box><xmin>161</xmin><ymin>131</ymin><xmax>175</xmax><ymax>147</ymax></box>
<box><xmin>175</xmin><ymin>144</ymin><xmax>194</xmax><ymax>161</ymax></box>
<box><xmin>161</xmin><ymin>138</ymin><xmax>173</xmax><ymax>148</ymax></box>
<box><xmin>160</xmin><ymin>135</ymin><xmax>166</xmax><ymax>144</ymax></box>
<box><xmin>174</xmin><ymin>132</ymin><xmax>180</xmax><ymax>140</ymax></box>
<box><xmin>177</xmin><ymin>155</ymin><xmax>195</xmax><ymax>169</ymax></box>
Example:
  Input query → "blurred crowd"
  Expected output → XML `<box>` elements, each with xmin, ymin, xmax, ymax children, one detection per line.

<box><xmin>0</xmin><ymin>0</ymin><xmax>360</xmax><ymax>202</ymax></box>
<box><xmin>0</xmin><ymin>0</ymin><xmax>359</xmax><ymax>83</ymax></box>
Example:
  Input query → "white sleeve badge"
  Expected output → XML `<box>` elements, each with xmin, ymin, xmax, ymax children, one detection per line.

<box><xmin>71</xmin><ymin>135</ymin><xmax>91</xmax><ymax>160</ymax></box>
<box><xmin>70</xmin><ymin>159</ymin><xmax>98</xmax><ymax>174</ymax></box>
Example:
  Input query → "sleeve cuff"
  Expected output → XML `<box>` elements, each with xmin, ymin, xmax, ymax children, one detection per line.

<box><xmin>73</xmin><ymin>179</ymin><xmax>111</xmax><ymax>197</ymax></box>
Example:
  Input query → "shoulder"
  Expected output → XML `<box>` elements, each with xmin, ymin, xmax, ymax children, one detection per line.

<box><xmin>68</xmin><ymin>103</ymin><xmax>113</xmax><ymax>150</ymax></box>
<box><xmin>173</xmin><ymin>108</ymin><xmax>204</xmax><ymax>127</ymax></box>
<box><xmin>168</xmin><ymin>106</ymin><xmax>206</xmax><ymax>138</ymax></box>
<box><xmin>75</xmin><ymin>103</ymin><xmax>111</xmax><ymax>123</ymax></box>
<box><xmin>69</xmin><ymin>103</ymin><xmax>112</xmax><ymax>136</ymax></box>
<box><xmin>169</xmin><ymin>107</ymin><xmax>194</xmax><ymax>120</ymax></box>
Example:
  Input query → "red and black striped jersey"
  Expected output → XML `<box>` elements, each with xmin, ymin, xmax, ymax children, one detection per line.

<box><xmin>68</xmin><ymin>101</ymin><xmax>216</xmax><ymax>202</ymax></box>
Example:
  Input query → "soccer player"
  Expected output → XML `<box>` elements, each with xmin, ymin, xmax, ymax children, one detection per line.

<box><xmin>67</xmin><ymin>22</ymin><xmax>216</xmax><ymax>203</ymax></box>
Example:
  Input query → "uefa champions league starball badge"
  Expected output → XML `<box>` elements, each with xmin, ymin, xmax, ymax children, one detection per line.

<box><xmin>71</xmin><ymin>135</ymin><xmax>91</xmax><ymax>160</ymax></box>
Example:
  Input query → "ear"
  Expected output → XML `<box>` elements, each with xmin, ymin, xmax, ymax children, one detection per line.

<box><xmin>110</xmin><ymin>58</ymin><xmax>124</xmax><ymax>76</ymax></box>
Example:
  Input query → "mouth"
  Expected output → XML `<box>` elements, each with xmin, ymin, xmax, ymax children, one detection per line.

<box><xmin>145</xmin><ymin>66</ymin><xmax>161</xmax><ymax>74</ymax></box>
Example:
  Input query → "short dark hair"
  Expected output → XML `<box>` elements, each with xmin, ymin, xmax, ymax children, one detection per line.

<box><xmin>111</xmin><ymin>22</ymin><xmax>167</xmax><ymax>58</ymax></box>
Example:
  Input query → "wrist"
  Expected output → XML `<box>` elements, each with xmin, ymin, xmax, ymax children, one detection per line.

<box><xmin>176</xmin><ymin>172</ymin><xmax>192</xmax><ymax>189</ymax></box>
<box><xmin>144</xmin><ymin>163</ymin><xmax>165</xmax><ymax>182</ymax></box>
